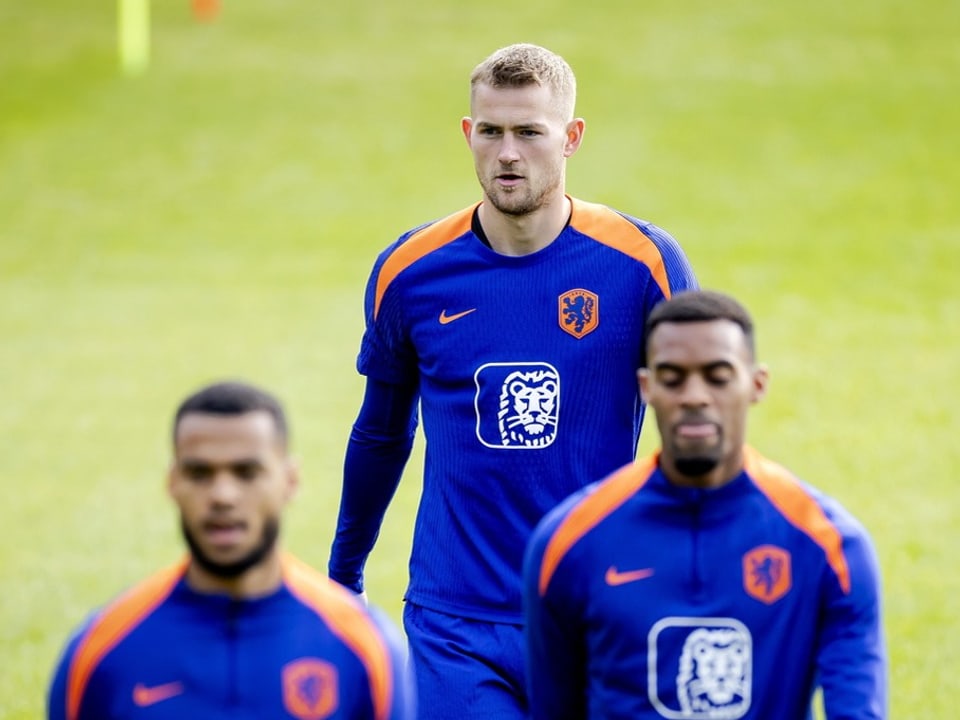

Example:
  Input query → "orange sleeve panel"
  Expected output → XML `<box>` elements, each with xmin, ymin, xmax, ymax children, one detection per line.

<box><xmin>744</xmin><ymin>446</ymin><xmax>852</xmax><ymax>593</ymax></box>
<box><xmin>373</xmin><ymin>205</ymin><xmax>478</xmax><ymax>320</ymax></box>
<box><xmin>66</xmin><ymin>559</ymin><xmax>188</xmax><ymax>720</ymax></box>
<box><xmin>539</xmin><ymin>455</ymin><xmax>657</xmax><ymax>596</ymax></box>
<box><xmin>282</xmin><ymin>555</ymin><xmax>394</xmax><ymax>720</ymax></box>
<box><xmin>568</xmin><ymin>198</ymin><xmax>672</xmax><ymax>300</ymax></box>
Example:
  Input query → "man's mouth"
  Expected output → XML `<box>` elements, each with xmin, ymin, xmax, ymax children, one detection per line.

<box><xmin>203</xmin><ymin>520</ymin><xmax>247</xmax><ymax>546</ymax></box>
<box><xmin>675</xmin><ymin>422</ymin><xmax>718</xmax><ymax>439</ymax></box>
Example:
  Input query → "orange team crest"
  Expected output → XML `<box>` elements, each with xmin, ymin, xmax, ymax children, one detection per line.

<box><xmin>742</xmin><ymin>545</ymin><xmax>792</xmax><ymax>604</ymax></box>
<box><xmin>282</xmin><ymin>658</ymin><xmax>339</xmax><ymax>720</ymax></box>
<box><xmin>558</xmin><ymin>289</ymin><xmax>599</xmax><ymax>338</ymax></box>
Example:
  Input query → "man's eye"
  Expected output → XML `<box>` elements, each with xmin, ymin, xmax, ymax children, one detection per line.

<box><xmin>707</xmin><ymin>373</ymin><xmax>733</xmax><ymax>386</ymax></box>
<box><xmin>184</xmin><ymin>466</ymin><xmax>212</xmax><ymax>481</ymax></box>
<box><xmin>234</xmin><ymin>465</ymin><xmax>261</xmax><ymax>481</ymax></box>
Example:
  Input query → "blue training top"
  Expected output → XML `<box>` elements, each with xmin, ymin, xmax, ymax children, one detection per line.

<box><xmin>524</xmin><ymin>447</ymin><xmax>887</xmax><ymax>719</ymax></box>
<box><xmin>329</xmin><ymin>197</ymin><xmax>698</xmax><ymax>622</ymax></box>
<box><xmin>48</xmin><ymin>554</ymin><xmax>415</xmax><ymax>720</ymax></box>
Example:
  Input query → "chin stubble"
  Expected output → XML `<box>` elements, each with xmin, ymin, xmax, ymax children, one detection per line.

<box><xmin>673</xmin><ymin>456</ymin><xmax>720</xmax><ymax>478</ymax></box>
<box><xmin>181</xmin><ymin>517</ymin><xmax>280</xmax><ymax>579</ymax></box>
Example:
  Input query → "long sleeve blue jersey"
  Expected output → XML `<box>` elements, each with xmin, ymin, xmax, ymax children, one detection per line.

<box><xmin>524</xmin><ymin>447</ymin><xmax>886</xmax><ymax>720</ymax></box>
<box><xmin>329</xmin><ymin>197</ymin><xmax>698</xmax><ymax>621</ymax></box>
<box><xmin>48</xmin><ymin>554</ymin><xmax>415</xmax><ymax>720</ymax></box>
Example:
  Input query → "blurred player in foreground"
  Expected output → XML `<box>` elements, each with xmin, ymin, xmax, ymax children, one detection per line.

<box><xmin>48</xmin><ymin>380</ymin><xmax>415</xmax><ymax>720</ymax></box>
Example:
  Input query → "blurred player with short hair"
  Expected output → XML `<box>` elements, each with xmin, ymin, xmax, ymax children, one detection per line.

<box><xmin>48</xmin><ymin>380</ymin><xmax>415</xmax><ymax>720</ymax></box>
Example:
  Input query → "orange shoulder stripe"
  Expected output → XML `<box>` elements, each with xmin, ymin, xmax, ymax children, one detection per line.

<box><xmin>569</xmin><ymin>198</ymin><xmax>673</xmax><ymax>299</ymax></box>
<box><xmin>744</xmin><ymin>446</ymin><xmax>851</xmax><ymax>593</ymax></box>
<box><xmin>539</xmin><ymin>455</ymin><xmax>656</xmax><ymax>596</ymax></box>
<box><xmin>373</xmin><ymin>205</ymin><xmax>477</xmax><ymax>320</ymax></box>
<box><xmin>282</xmin><ymin>555</ymin><xmax>394</xmax><ymax>720</ymax></box>
<box><xmin>66</xmin><ymin>559</ymin><xmax>187</xmax><ymax>720</ymax></box>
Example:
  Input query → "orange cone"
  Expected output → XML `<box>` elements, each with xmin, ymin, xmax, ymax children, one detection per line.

<box><xmin>192</xmin><ymin>0</ymin><xmax>220</xmax><ymax>21</ymax></box>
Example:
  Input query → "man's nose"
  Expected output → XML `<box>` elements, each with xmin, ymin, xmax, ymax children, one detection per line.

<box><xmin>498</xmin><ymin>136</ymin><xmax>521</xmax><ymax>163</ymax></box>
<box><xmin>679</xmin><ymin>375</ymin><xmax>711</xmax><ymax>406</ymax></box>
<box><xmin>209</xmin><ymin>473</ymin><xmax>241</xmax><ymax>505</ymax></box>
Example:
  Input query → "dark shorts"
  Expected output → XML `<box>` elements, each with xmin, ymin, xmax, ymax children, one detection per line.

<box><xmin>403</xmin><ymin>602</ymin><xmax>529</xmax><ymax>720</ymax></box>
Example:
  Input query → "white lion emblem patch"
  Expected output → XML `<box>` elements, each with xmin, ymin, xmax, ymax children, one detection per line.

<box><xmin>648</xmin><ymin>617</ymin><xmax>752</xmax><ymax>719</ymax></box>
<box><xmin>677</xmin><ymin>628</ymin><xmax>751</xmax><ymax>717</ymax></box>
<box><xmin>474</xmin><ymin>362</ymin><xmax>559</xmax><ymax>449</ymax></box>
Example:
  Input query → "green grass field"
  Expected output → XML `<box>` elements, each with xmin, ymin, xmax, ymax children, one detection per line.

<box><xmin>2</xmin><ymin>1</ymin><xmax>958</xmax><ymax>717</ymax></box>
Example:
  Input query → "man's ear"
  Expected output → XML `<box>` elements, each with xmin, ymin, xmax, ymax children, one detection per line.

<box><xmin>563</xmin><ymin>118</ymin><xmax>585</xmax><ymax>158</ymax></box>
<box><xmin>637</xmin><ymin>368</ymin><xmax>650</xmax><ymax>404</ymax></box>
<box><xmin>166</xmin><ymin>462</ymin><xmax>177</xmax><ymax>499</ymax></box>
<box><xmin>751</xmin><ymin>364</ymin><xmax>770</xmax><ymax>404</ymax></box>
<box><xmin>284</xmin><ymin>457</ymin><xmax>301</xmax><ymax>503</ymax></box>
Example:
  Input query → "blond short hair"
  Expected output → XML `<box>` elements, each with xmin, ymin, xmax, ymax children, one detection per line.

<box><xmin>469</xmin><ymin>43</ymin><xmax>577</xmax><ymax>121</ymax></box>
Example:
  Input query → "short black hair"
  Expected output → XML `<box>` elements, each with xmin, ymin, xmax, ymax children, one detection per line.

<box><xmin>172</xmin><ymin>381</ymin><xmax>289</xmax><ymax>446</ymax></box>
<box><xmin>644</xmin><ymin>290</ymin><xmax>756</xmax><ymax>365</ymax></box>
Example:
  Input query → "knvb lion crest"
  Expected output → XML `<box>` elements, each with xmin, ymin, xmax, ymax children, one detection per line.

<box><xmin>282</xmin><ymin>658</ymin><xmax>338</xmax><ymax>720</ymax></box>
<box><xmin>742</xmin><ymin>545</ymin><xmax>792</xmax><ymax>604</ymax></box>
<box><xmin>558</xmin><ymin>288</ymin><xmax>598</xmax><ymax>338</ymax></box>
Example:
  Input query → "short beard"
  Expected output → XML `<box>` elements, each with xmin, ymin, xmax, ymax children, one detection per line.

<box><xmin>181</xmin><ymin>517</ymin><xmax>280</xmax><ymax>579</ymax></box>
<box><xmin>489</xmin><ymin>191</ymin><xmax>540</xmax><ymax>217</ymax></box>
<box><xmin>673</xmin><ymin>456</ymin><xmax>720</xmax><ymax>478</ymax></box>
<box><xmin>481</xmin><ymin>170</ymin><xmax>560</xmax><ymax>218</ymax></box>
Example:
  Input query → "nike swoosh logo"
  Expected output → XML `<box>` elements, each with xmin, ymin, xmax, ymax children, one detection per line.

<box><xmin>133</xmin><ymin>681</ymin><xmax>185</xmax><ymax>707</ymax></box>
<box><xmin>605</xmin><ymin>566</ymin><xmax>655</xmax><ymax>586</ymax></box>
<box><xmin>439</xmin><ymin>308</ymin><xmax>477</xmax><ymax>325</ymax></box>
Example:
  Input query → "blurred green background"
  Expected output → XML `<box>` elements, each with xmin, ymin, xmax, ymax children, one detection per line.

<box><xmin>1</xmin><ymin>1</ymin><xmax>957</xmax><ymax>717</ymax></box>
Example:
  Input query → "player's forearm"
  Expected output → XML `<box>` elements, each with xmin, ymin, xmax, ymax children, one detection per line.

<box><xmin>819</xmin><ymin>641</ymin><xmax>886</xmax><ymax>720</ymax></box>
<box><xmin>818</xmin><ymin>609</ymin><xmax>887</xmax><ymax>718</ymax></box>
<box><xmin>328</xmin><ymin>427</ymin><xmax>413</xmax><ymax>592</ymax></box>
<box><xmin>819</xmin><ymin>536</ymin><xmax>887</xmax><ymax>718</ymax></box>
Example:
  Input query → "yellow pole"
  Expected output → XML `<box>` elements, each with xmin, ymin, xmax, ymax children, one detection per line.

<box><xmin>118</xmin><ymin>0</ymin><xmax>150</xmax><ymax>75</ymax></box>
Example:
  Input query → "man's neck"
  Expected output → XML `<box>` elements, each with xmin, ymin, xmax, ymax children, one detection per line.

<box><xmin>477</xmin><ymin>194</ymin><xmax>572</xmax><ymax>257</ymax></box>
<box><xmin>184</xmin><ymin>552</ymin><xmax>284</xmax><ymax>600</ymax></box>
<box><xmin>658</xmin><ymin>451</ymin><xmax>745</xmax><ymax>491</ymax></box>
